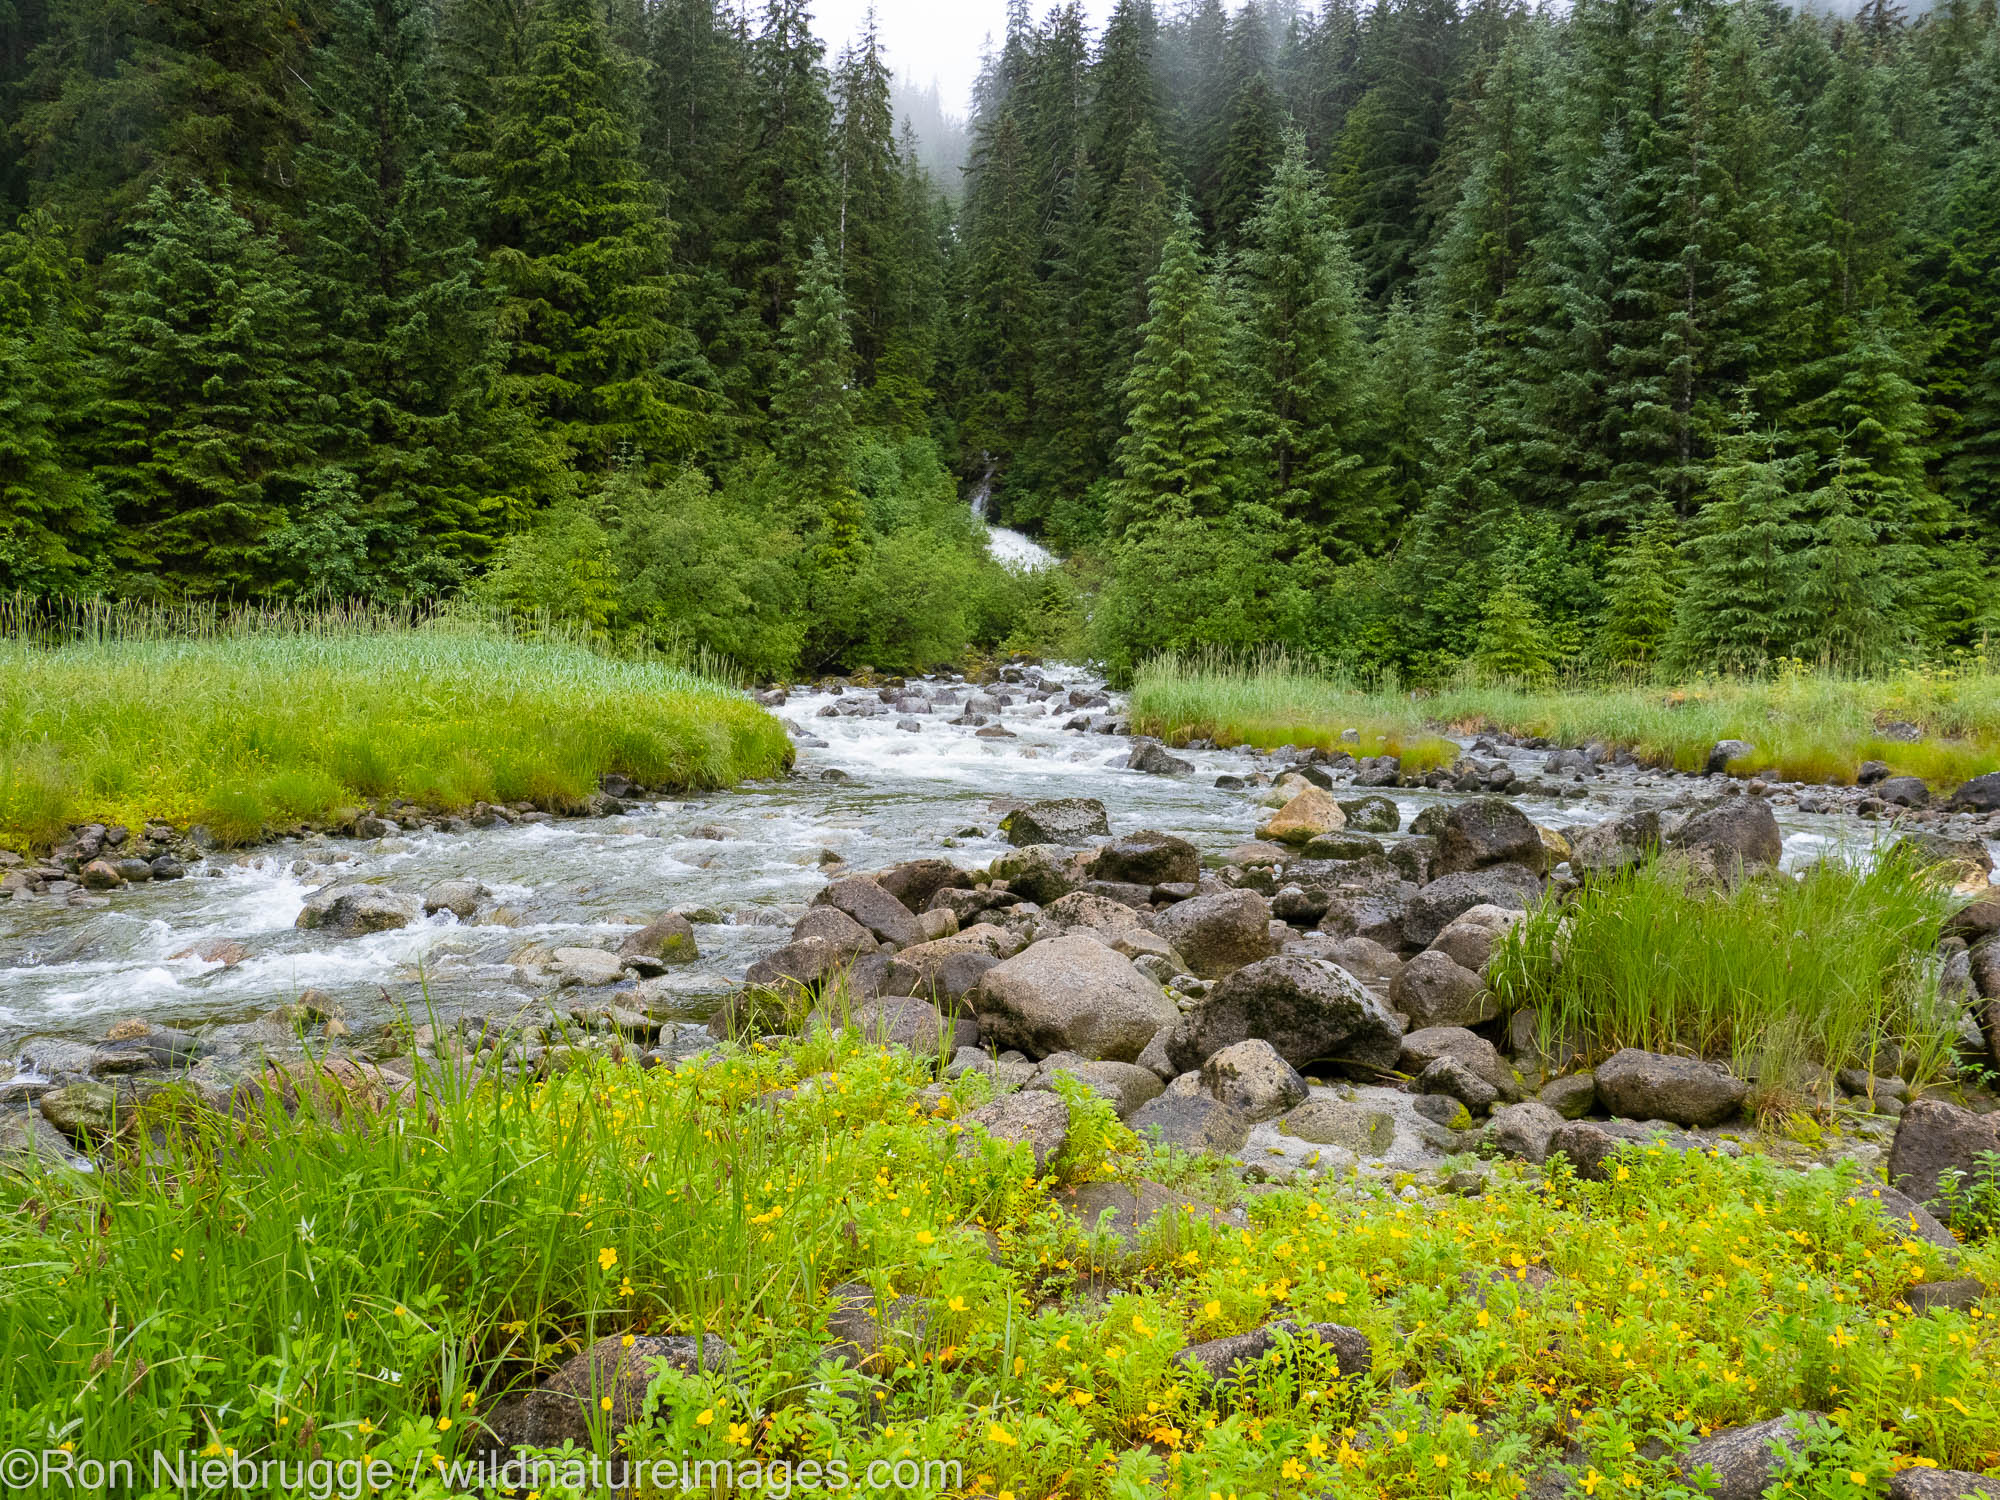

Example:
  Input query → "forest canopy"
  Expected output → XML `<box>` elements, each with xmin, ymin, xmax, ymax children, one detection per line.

<box><xmin>2</xmin><ymin>0</ymin><xmax>1996</xmax><ymax>682</ymax></box>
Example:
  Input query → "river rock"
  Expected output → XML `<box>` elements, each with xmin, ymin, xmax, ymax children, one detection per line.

<box><xmin>0</xmin><ymin>1110</ymin><xmax>84</xmax><ymax>1166</ymax></box>
<box><xmin>1430</xmin><ymin>798</ymin><xmax>1547</xmax><ymax>877</ymax></box>
<box><xmin>815</xmin><ymin>996</ymin><xmax>973</xmax><ymax>1054</ymax></box>
<box><xmin>974</xmin><ymin>934</ymin><xmax>1178</xmax><ymax>1062</ymax></box>
<box><xmin>1898</xmin><ymin>831</ymin><xmax>1994</xmax><ymax>886</ymax></box>
<box><xmin>1398</xmin><ymin>1026</ymin><xmax>1514</xmax><ymax>1095</ymax></box>
<box><xmin>791</xmin><ymin>904</ymin><xmax>879</xmax><ymax>957</ymax></box>
<box><xmin>1127</xmin><ymin>739</ymin><xmax>1194</xmax><ymax>775</ymax></box>
<box><xmin>1419</xmin><ymin>1053</ymin><xmax>1497</xmax><ymax>1113</ymax></box>
<box><xmin>1950</xmin><ymin>889</ymin><xmax>2000</xmax><ymax>940</ymax></box>
<box><xmin>875</xmin><ymin>858</ymin><xmax>969</xmax><ymax>913</ymax></box>
<box><xmin>1946</xmin><ymin>771</ymin><xmax>2000</xmax><ymax>813</ymax></box>
<box><xmin>1166</xmin><ymin>954</ymin><xmax>1403</xmax><ymax>1075</ymax></box>
<box><xmin>1002</xmin><ymin>797</ymin><xmax>1110</xmax><ymax>847</ymax></box>
<box><xmin>422</xmin><ymin>879</ymin><xmax>487</xmax><ymax>919</ymax></box>
<box><xmin>1058</xmin><ymin>1179</ymin><xmax>1227</xmax><ymax>1239</ymax></box>
<box><xmin>483</xmin><ymin>1334</ymin><xmax>733</xmax><ymax>1452</ymax></box>
<box><xmin>989</xmin><ymin>844</ymin><xmax>1083</xmax><ymax>904</ymax></box>
<box><xmin>1675</xmin><ymin>1414</ymin><xmax>1825</xmax><ymax>1500</ymax></box>
<box><xmin>1889</xmin><ymin>1098</ymin><xmax>2000</xmax><ymax>1210</ymax></box>
<box><xmin>1876</xmin><ymin>775</ymin><xmax>1930</xmax><ymax>808</ymax></box>
<box><xmin>1087</xmin><ymin>830</ymin><xmax>1200</xmax><ymax>887</ymax></box>
<box><xmin>1198</xmin><ymin>1039</ymin><xmax>1309</xmax><ymax>1122</ymax></box>
<box><xmin>1026</xmin><ymin>1055</ymin><xmax>1164</xmax><ymax>1118</ymax></box>
<box><xmin>1277</xmin><ymin>1098</ymin><xmax>1395</xmax><ymax>1155</ymax></box>
<box><xmin>1258</xmin><ymin>786</ymin><xmax>1346</xmax><ymax>845</ymax></box>
<box><xmin>1593</xmin><ymin>1048</ymin><xmax>1747</xmax><ymax>1127</ymax></box>
<box><xmin>743</xmin><ymin>935</ymin><xmax>851</xmax><ymax>993</ymax></box>
<box><xmin>1338</xmin><ymin>796</ymin><xmax>1400</xmax><ymax>833</ymax></box>
<box><xmin>1041</xmin><ymin>890</ymin><xmax>1146</xmax><ymax>938</ymax></box>
<box><xmin>1126</xmin><ymin>1092</ymin><xmax>1251</xmax><ymax>1154</ymax></box>
<box><xmin>1174</xmin><ymin>1320</ymin><xmax>1369</xmax><ymax>1384</ymax></box>
<box><xmin>1568</xmin><ymin>808</ymin><xmax>1662</xmax><ymax>876</ymax></box>
<box><xmin>1428</xmin><ymin>919</ymin><xmax>1502</xmax><ymax>972</ymax></box>
<box><xmin>620</xmin><ymin>911</ymin><xmax>700</xmax><ymax>964</ymax></box>
<box><xmin>1312</xmin><ymin>868</ymin><xmax>1418</xmax><ymax>949</ymax></box>
<box><xmin>815</xmin><ymin>875</ymin><xmax>924</xmax><ymax>947</ymax></box>
<box><xmin>1889</xmin><ymin>1473</ymin><xmax>2000</xmax><ymax>1500</ymax></box>
<box><xmin>1706</xmin><ymin>739</ymin><xmax>1756</xmax><ymax>774</ymax></box>
<box><xmin>38</xmin><ymin>1080</ymin><xmax>129</xmax><ymax>1140</ymax></box>
<box><xmin>1300</xmin><ymin>831</ymin><xmax>1384</xmax><ymax>862</ymax></box>
<box><xmin>1486</xmin><ymin>1101</ymin><xmax>1565</xmax><ymax>1163</ymax></box>
<box><xmin>1402</xmin><ymin>866</ymin><xmax>1541</xmax><ymax>948</ymax></box>
<box><xmin>550</xmin><ymin>947</ymin><xmax>627</xmax><ymax>987</ymax></box>
<box><xmin>1539</xmin><ymin>1071</ymin><xmax>1597</xmax><ymax>1118</ymax></box>
<box><xmin>1668</xmin><ymin>798</ymin><xmax>1782</xmax><ymax>873</ymax></box>
<box><xmin>1389</xmin><ymin>950</ymin><xmax>1493</xmax><ymax>1028</ymax></box>
<box><xmin>963</xmin><ymin>1089</ymin><xmax>1071</xmax><ymax>1172</ymax></box>
<box><xmin>1152</xmin><ymin>888</ymin><xmax>1277</xmax><ymax>978</ymax></box>
<box><xmin>295</xmin><ymin>883</ymin><xmax>422</xmax><ymax>936</ymax></box>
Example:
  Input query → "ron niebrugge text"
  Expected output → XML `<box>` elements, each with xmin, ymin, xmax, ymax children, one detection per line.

<box><xmin>0</xmin><ymin>1448</ymin><xmax>963</xmax><ymax>1497</ymax></box>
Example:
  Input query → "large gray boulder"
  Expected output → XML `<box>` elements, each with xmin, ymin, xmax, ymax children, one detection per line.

<box><xmin>1126</xmin><ymin>739</ymin><xmax>1194</xmax><ymax>776</ymax></box>
<box><xmin>1675</xmin><ymin>1414</ymin><xmax>1826</xmax><ymax>1500</ymax></box>
<box><xmin>962</xmin><ymin>1090</ymin><xmax>1071</xmax><ymax>1173</ymax></box>
<box><xmin>1568</xmin><ymin>809</ymin><xmax>1662</xmax><ymax>876</ymax></box>
<box><xmin>1486</xmin><ymin>1101</ymin><xmax>1565</xmax><ymax>1164</ymax></box>
<box><xmin>1398</xmin><ymin>1026</ymin><xmax>1515</xmax><ymax>1096</ymax></box>
<box><xmin>790</xmin><ymin>905</ymin><xmax>877</xmax><ymax>957</ymax></box>
<box><xmin>875</xmin><ymin>858</ymin><xmax>969</xmax><ymax>913</ymax></box>
<box><xmin>974</xmin><ymin>934</ymin><xmax>1178</xmax><ymax>1062</ymax></box>
<box><xmin>1946</xmin><ymin>771</ymin><xmax>2000</xmax><ymax>813</ymax></box>
<box><xmin>814</xmin><ymin>875</ymin><xmax>924</xmax><ymax>947</ymax></box>
<box><xmin>1668</xmin><ymin>797</ymin><xmax>1783</xmax><ymax>873</ymax></box>
<box><xmin>1151</xmin><ymin>888</ymin><xmax>1277</xmax><ymax>978</ymax></box>
<box><xmin>1175</xmin><ymin>1320</ymin><xmax>1369</xmax><ymax>1384</ymax></box>
<box><xmin>1087</xmin><ymin>830</ymin><xmax>1200</xmax><ymax>887</ymax></box>
<box><xmin>1402</xmin><ymin>866</ymin><xmax>1540</xmax><ymax>948</ymax></box>
<box><xmin>1430</xmin><ymin>798</ymin><xmax>1547</xmax><ymax>877</ymax></box>
<box><xmin>1388</xmin><ymin>950</ymin><xmax>1493</xmax><ymax>1028</ymax></box>
<box><xmin>1126</xmin><ymin>1093</ymin><xmax>1251</xmax><ymax>1155</ymax></box>
<box><xmin>1314</xmin><ymin>870</ymin><xmax>1419</xmax><ymax>949</ymax></box>
<box><xmin>295</xmin><ymin>884</ymin><xmax>422</xmax><ymax>936</ymax></box>
<box><xmin>1040</xmin><ymin>890</ymin><xmax>1146</xmax><ymax>938</ymax></box>
<box><xmin>1593</xmin><ymin>1048</ymin><xmax>1748</xmax><ymax>1127</ymax></box>
<box><xmin>1166</xmin><ymin>955</ymin><xmax>1403</xmax><ymax>1075</ymax></box>
<box><xmin>1889</xmin><ymin>1471</ymin><xmax>2000</xmax><ymax>1500</ymax></box>
<box><xmin>1198</xmin><ymin>1039</ymin><xmax>1309</xmax><ymax>1122</ymax></box>
<box><xmin>988</xmin><ymin>844</ymin><xmax>1083</xmax><ymax>904</ymax></box>
<box><xmin>620</xmin><ymin>911</ymin><xmax>700</xmax><ymax>964</ymax></box>
<box><xmin>482</xmin><ymin>1334</ymin><xmax>732</xmax><ymax>1453</ymax></box>
<box><xmin>888</xmin><ymin>924</ymin><xmax>1015</xmax><ymax>1009</ymax></box>
<box><xmin>1003</xmin><ymin>797</ymin><xmax>1111</xmax><ymax>847</ymax></box>
<box><xmin>1889</xmin><ymin>1098</ymin><xmax>2000</xmax><ymax>1210</ymax></box>
<box><xmin>744</xmin><ymin>935</ymin><xmax>850</xmax><ymax>992</ymax></box>
<box><xmin>1026</xmin><ymin>1055</ymin><xmax>1165</xmax><ymax>1119</ymax></box>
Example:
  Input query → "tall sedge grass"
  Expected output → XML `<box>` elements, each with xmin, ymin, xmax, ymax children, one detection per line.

<box><xmin>1487</xmin><ymin>854</ymin><xmax>1962</xmax><ymax>1115</ymax></box>
<box><xmin>0</xmin><ymin>597</ymin><xmax>792</xmax><ymax>853</ymax></box>
<box><xmin>1128</xmin><ymin>650</ymin><xmax>2000</xmax><ymax>790</ymax></box>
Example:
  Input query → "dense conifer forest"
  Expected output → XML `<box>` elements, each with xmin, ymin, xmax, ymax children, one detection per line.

<box><xmin>2</xmin><ymin>0</ymin><xmax>1997</xmax><ymax>682</ymax></box>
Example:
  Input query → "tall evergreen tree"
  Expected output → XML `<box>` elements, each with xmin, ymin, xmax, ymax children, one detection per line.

<box><xmin>1108</xmin><ymin>202</ymin><xmax>1247</xmax><ymax>533</ymax></box>
<box><xmin>89</xmin><ymin>182</ymin><xmax>319</xmax><ymax>595</ymax></box>
<box><xmin>0</xmin><ymin>209</ymin><xmax>101</xmax><ymax>591</ymax></box>
<box><xmin>298</xmin><ymin>0</ymin><xmax>521</xmax><ymax>586</ymax></box>
<box><xmin>486</xmin><ymin>0</ymin><xmax>701</xmax><ymax>471</ymax></box>
<box><xmin>1238</xmin><ymin>132</ymin><xmax>1382</xmax><ymax>556</ymax></box>
<box><xmin>773</xmin><ymin>238</ymin><xmax>863</xmax><ymax>578</ymax></box>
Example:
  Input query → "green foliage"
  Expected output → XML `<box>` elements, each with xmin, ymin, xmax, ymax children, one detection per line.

<box><xmin>1468</xmin><ymin>579</ymin><xmax>1555</xmax><ymax>686</ymax></box>
<box><xmin>1488</xmin><ymin>853</ymin><xmax>1961</xmax><ymax>1118</ymax></box>
<box><xmin>0</xmin><ymin>605</ymin><xmax>791</xmax><ymax>854</ymax></box>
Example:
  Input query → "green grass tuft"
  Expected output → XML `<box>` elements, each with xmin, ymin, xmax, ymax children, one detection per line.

<box><xmin>0</xmin><ymin>599</ymin><xmax>792</xmax><ymax>853</ymax></box>
<box><xmin>1488</xmin><ymin>854</ymin><xmax>1963</xmax><ymax>1115</ymax></box>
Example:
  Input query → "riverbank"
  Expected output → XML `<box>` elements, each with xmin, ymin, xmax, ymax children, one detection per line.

<box><xmin>1129</xmin><ymin>656</ymin><xmax>2000</xmax><ymax>796</ymax></box>
<box><xmin>0</xmin><ymin>615</ymin><xmax>792</xmax><ymax>857</ymax></box>
<box><xmin>5</xmin><ymin>1017</ymin><xmax>1998</xmax><ymax>1493</ymax></box>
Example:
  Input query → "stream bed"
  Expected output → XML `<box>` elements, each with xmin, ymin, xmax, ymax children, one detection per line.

<box><xmin>1</xmin><ymin>668</ymin><xmax>1960</xmax><ymax>1067</ymax></box>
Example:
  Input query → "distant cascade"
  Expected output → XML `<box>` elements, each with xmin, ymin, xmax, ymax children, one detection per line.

<box><xmin>966</xmin><ymin>458</ymin><xmax>1054</xmax><ymax>570</ymax></box>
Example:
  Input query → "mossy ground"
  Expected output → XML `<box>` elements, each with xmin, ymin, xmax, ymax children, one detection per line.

<box><xmin>3</xmin><ymin>1026</ymin><xmax>1995</xmax><ymax>1496</ymax></box>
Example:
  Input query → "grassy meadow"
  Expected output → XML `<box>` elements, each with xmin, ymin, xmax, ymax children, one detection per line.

<box><xmin>0</xmin><ymin>600</ymin><xmax>792</xmax><ymax>854</ymax></box>
<box><xmin>1129</xmin><ymin>654</ymin><xmax>2000</xmax><ymax>790</ymax></box>
<box><xmin>2</xmin><ymin>1026</ymin><xmax>1996</xmax><ymax>1494</ymax></box>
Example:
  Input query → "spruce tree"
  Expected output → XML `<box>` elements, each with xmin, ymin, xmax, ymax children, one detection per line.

<box><xmin>0</xmin><ymin>209</ymin><xmax>103</xmax><ymax>592</ymax></box>
<box><xmin>297</xmin><ymin>0</ymin><xmax>521</xmax><ymax>586</ymax></box>
<box><xmin>1669</xmin><ymin>425</ymin><xmax>1816</xmax><ymax>673</ymax></box>
<box><xmin>89</xmin><ymin>182</ymin><xmax>317</xmax><ymax>595</ymax></box>
<box><xmin>1238</xmin><ymin>131</ymin><xmax>1383</xmax><ymax>557</ymax></box>
<box><xmin>1470</xmin><ymin>579</ymin><xmax>1554</xmax><ymax>684</ymax></box>
<box><xmin>773</xmin><ymin>239</ymin><xmax>863</xmax><ymax>576</ymax></box>
<box><xmin>486</xmin><ymin>0</ymin><xmax>701</xmax><ymax>470</ymax></box>
<box><xmin>831</xmin><ymin>17</ymin><xmax>899</xmax><ymax>382</ymax></box>
<box><xmin>1108</xmin><ymin>202</ymin><xmax>1248</xmax><ymax>534</ymax></box>
<box><xmin>1597</xmin><ymin>506</ymin><xmax>1680</xmax><ymax>669</ymax></box>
